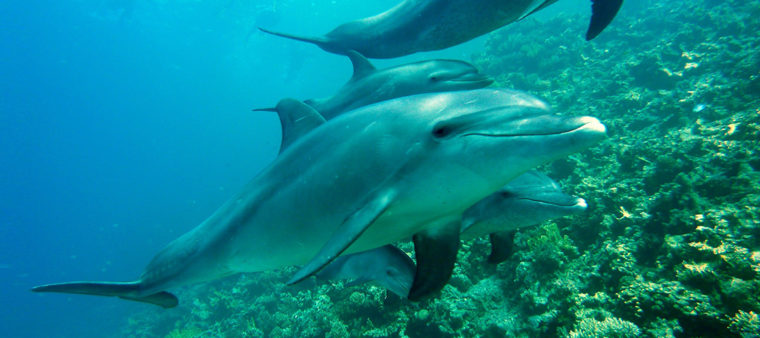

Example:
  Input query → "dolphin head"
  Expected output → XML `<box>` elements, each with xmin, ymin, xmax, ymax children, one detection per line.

<box><xmin>422</xmin><ymin>60</ymin><xmax>494</xmax><ymax>90</ymax></box>
<box><xmin>397</xmin><ymin>89</ymin><xmax>606</xmax><ymax>214</ymax></box>
<box><xmin>376</xmin><ymin>250</ymin><xmax>415</xmax><ymax>297</ymax></box>
<box><xmin>461</xmin><ymin>171</ymin><xmax>588</xmax><ymax>236</ymax></box>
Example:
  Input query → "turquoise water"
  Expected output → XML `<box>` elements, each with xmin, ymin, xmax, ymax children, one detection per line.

<box><xmin>2</xmin><ymin>0</ymin><xmax>758</xmax><ymax>337</ymax></box>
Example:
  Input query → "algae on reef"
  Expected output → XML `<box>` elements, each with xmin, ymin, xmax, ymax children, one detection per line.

<box><xmin>121</xmin><ymin>0</ymin><xmax>760</xmax><ymax>337</ymax></box>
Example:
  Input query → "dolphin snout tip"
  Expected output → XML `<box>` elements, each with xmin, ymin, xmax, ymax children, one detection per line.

<box><xmin>578</xmin><ymin>116</ymin><xmax>607</xmax><ymax>136</ymax></box>
<box><xmin>574</xmin><ymin>198</ymin><xmax>588</xmax><ymax>211</ymax></box>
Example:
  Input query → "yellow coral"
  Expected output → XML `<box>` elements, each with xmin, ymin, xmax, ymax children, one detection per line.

<box><xmin>684</xmin><ymin>263</ymin><xmax>708</xmax><ymax>273</ymax></box>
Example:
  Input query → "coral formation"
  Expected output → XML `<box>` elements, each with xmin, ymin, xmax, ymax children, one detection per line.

<box><xmin>120</xmin><ymin>0</ymin><xmax>760</xmax><ymax>336</ymax></box>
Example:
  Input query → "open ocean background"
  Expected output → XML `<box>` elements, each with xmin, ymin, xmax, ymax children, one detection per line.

<box><xmin>3</xmin><ymin>1</ymin><xmax>736</xmax><ymax>337</ymax></box>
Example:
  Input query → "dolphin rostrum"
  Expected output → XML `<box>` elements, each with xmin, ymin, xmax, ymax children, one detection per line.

<box><xmin>32</xmin><ymin>89</ymin><xmax>606</xmax><ymax>307</ymax></box>
<box><xmin>260</xmin><ymin>0</ymin><xmax>624</xmax><ymax>59</ymax></box>
<box><xmin>256</xmin><ymin>51</ymin><xmax>492</xmax><ymax>120</ymax></box>
<box><xmin>322</xmin><ymin>170</ymin><xmax>586</xmax><ymax>296</ymax></box>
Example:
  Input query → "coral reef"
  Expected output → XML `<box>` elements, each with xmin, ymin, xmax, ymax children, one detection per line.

<box><xmin>120</xmin><ymin>0</ymin><xmax>760</xmax><ymax>336</ymax></box>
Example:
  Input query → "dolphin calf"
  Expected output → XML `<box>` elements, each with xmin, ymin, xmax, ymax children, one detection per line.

<box><xmin>320</xmin><ymin>170</ymin><xmax>586</xmax><ymax>296</ymax></box>
<box><xmin>32</xmin><ymin>89</ymin><xmax>605</xmax><ymax>307</ymax></box>
<box><xmin>316</xmin><ymin>245</ymin><xmax>415</xmax><ymax>297</ymax></box>
<box><xmin>460</xmin><ymin>170</ymin><xmax>587</xmax><ymax>263</ymax></box>
<box><xmin>256</xmin><ymin>51</ymin><xmax>492</xmax><ymax>120</ymax></box>
<box><xmin>260</xmin><ymin>0</ymin><xmax>624</xmax><ymax>59</ymax></box>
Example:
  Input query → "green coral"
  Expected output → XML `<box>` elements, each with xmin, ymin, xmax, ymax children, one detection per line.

<box><xmin>568</xmin><ymin>317</ymin><xmax>641</xmax><ymax>338</ymax></box>
<box><xmin>728</xmin><ymin>310</ymin><xmax>760</xmax><ymax>338</ymax></box>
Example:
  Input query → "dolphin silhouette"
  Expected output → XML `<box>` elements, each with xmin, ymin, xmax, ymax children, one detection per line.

<box><xmin>32</xmin><ymin>89</ymin><xmax>605</xmax><ymax>307</ymax></box>
<box><xmin>260</xmin><ymin>0</ymin><xmax>624</xmax><ymax>59</ymax></box>
<box><xmin>317</xmin><ymin>170</ymin><xmax>586</xmax><ymax>296</ymax></box>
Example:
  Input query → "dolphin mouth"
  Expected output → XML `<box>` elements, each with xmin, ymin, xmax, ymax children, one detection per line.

<box><xmin>518</xmin><ymin>197</ymin><xmax>588</xmax><ymax>209</ymax></box>
<box><xmin>463</xmin><ymin>116</ymin><xmax>606</xmax><ymax>138</ymax></box>
<box><xmin>448</xmin><ymin>73</ymin><xmax>494</xmax><ymax>86</ymax></box>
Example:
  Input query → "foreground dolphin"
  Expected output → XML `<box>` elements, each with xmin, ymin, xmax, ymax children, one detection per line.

<box><xmin>316</xmin><ymin>245</ymin><xmax>415</xmax><ymax>297</ymax></box>
<box><xmin>256</xmin><ymin>51</ymin><xmax>492</xmax><ymax>120</ymax></box>
<box><xmin>320</xmin><ymin>170</ymin><xmax>586</xmax><ymax>296</ymax></box>
<box><xmin>32</xmin><ymin>89</ymin><xmax>606</xmax><ymax>307</ymax></box>
<box><xmin>260</xmin><ymin>97</ymin><xmax>598</xmax><ymax>298</ymax></box>
<box><xmin>260</xmin><ymin>0</ymin><xmax>624</xmax><ymax>59</ymax></box>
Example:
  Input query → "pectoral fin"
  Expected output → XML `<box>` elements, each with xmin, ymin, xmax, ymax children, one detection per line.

<box><xmin>287</xmin><ymin>191</ymin><xmax>395</xmax><ymax>285</ymax></box>
<box><xmin>488</xmin><ymin>230</ymin><xmax>517</xmax><ymax>264</ymax></box>
<box><xmin>586</xmin><ymin>0</ymin><xmax>623</xmax><ymax>40</ymax></box>
<box><xmin>408</xmin><ymin>220</ymin><xmax>461</xmax><ymax>301</ymax></box>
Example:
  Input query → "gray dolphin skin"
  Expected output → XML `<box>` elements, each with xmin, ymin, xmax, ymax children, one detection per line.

<box><xmin>316</xmin><ymin>245</ymin><xmax>415</xmax><ymax>298</ymax></box>
<box><xmin>31</xmin><ymin>88</ymin><xmax>606</xmax><ymax>307</ymax></box>
<box><xmin>260</xmin><ymin>0</ymin><xmax>624</xmax><ymax>59</ymax></box>
<box><xmin>461</xmin><ymin>170</ymin><xmax>587</xmax><ymax>264</ymax></box>
<box><xmin>461</xmin><ymin>170</ymin><xmax>587</xmax><ymax>237</ymax></box>
<box><xmin>321</xmin><ymin>170</ymin><xmax>586</xmax><ymax>297</ymax></box>
<box><xmin>303</xmin><ymin>51</ymin><xmax>493</xmax><ymax>119</ymax></box>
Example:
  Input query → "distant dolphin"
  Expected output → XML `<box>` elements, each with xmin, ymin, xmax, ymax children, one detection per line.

<box><xmin>460</xmin><ymin>170</ymin><xmax>587</xmax><ymax>263</ymax></box>
<box><xmin>316</xmin><ymin>245</ymin><xmax>415</xmax><ymax>297</ymax></box>
<box><xmin>256</xmin><ymin>52</ymin><xmax>491</xmax><ymax>154</ymax></box>
<box><xmin>256</xmin><ymin>51</ymin><xmax>492</xmax><ymax>120</ymax></box>
<box><xmin>319</xmin><ymin>170</ymin><xmax>586</xmax><ymax>296</ymax></box>
<box><xmin>260</xmin><ymin>0</ymin><xmax>624</xmax><ymax>59</ymax></box>
<box><xmin>32</xmin><ymin>89</ymin><xmax>606</xmax><ymax>307</ymax></box>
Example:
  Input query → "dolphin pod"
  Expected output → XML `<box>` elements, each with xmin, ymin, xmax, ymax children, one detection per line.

<box><xmin>261</xmin><ymin>0</ymin><xmax>624</xmax><ymax>59</ymax></box>
<box><xmin>32</xmin><ymin>89</ymin><xmax>606</xmax><ymax>307</ymax></box>
<box><xmin>255</xmin><ymin>51</ymin><xmax>493</xmax><ymax>121</ymax></box>
<box><xmin>318</xmin><ymin>170</ymin><xmax>587</xmax><ymax>297</ymax></box>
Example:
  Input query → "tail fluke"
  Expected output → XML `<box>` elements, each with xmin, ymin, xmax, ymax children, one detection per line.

<box><xmin>586</xmin><ymin>0</ymin><xmax>624</xmax><ymax>40</ymax></box>
<box><xmin>259</xmin><ymin>27</ymin><xmax>330</xmax><ymax>49</ymax></box>
<box><xmin>31</xmin><ymin>281</ymin><xmax>178</xmax><ymax>308</ymax></box>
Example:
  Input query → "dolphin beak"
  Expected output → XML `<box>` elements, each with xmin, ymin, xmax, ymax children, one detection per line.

<box><xmin>452</xmin><ymin>72</ymin><xmax>494</xmax><ymax>87</ymax></box>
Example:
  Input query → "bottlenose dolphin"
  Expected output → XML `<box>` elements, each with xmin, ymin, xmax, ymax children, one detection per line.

<box><xmin>460</xmin><ymin>170</ymin><xmax>587</xmax><ymax>263</ymax></box>
<box><xmin>260</xmin><ymin>0</ymin><xmax>624</xmax><ymax>59</ymax></box>
<box><xmin>32</xmin><ymin>89</ymin><xmax>606</xmax><ymax>307</ymax></box>
<box><xmin>320</xmin><ymin>170</ymin><xmax>586</xmax><ymax>296</ymax></box>
<box><xmin>316</xmin><ymin>245</ymin><xmax>415</xmax><ymax>297</ymax></box>
<box><xmin>256</xmin><ymin>51</ymin><xmax>492</xmax><ymax>120</ymax></box>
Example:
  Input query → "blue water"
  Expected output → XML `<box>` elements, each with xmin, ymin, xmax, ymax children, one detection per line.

<box><xmin>0</xmin><ymin>1</ymin><xmax>630</xmax><ymax>337</ymax></box>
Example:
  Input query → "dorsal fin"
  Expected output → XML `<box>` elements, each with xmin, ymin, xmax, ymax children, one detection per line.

<box><xmin>346</xmin><ymin>50</ymin><xmax>376</xmax><ymax>81</ymax></box>
<box><xmin>256</xmin><ymin>99</ymin><xmax>325</xmax><ymax>153</ymax></box>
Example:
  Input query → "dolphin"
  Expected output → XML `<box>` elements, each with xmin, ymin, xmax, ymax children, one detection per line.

<box><xmin>256</xmin><ymin>51</ymin><xmax>492</xmax><ymax>120</ymax></box>
<box><xmin>315</xmin><ymin>245</ymin><xmax>415</xmax><ymax>298</ymax></box>
<box><xmin>32</xmin><ymin>89</ymin><xmax>606</xmax><ymax>307</ymax></box>
<box><xmin>258</xmin><ymin>96</ymin><xmax>600</xmax><ymax>299</ymax></box>
<box><xmin>460</xmin><ymin>170</ymin><xmax>587</xmax><ymax>263</ymax></box>
<box><xmin>319</xmin><ymin>170</ymin><xmax>586</xmax><ymax>296</ymax></box>
<box><xmin>260</xmin><ymin>0</ymin><xmax>624</xmax><ymax>59</ymax></box>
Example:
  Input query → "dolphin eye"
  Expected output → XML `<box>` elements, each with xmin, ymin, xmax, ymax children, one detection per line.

<box><xmin>432</xmin><ymin>124</ymin><xmax>453</xmax><ymax>138</ymax></box>
<box><xmin>430</xmin><ymin>75</ymin><xmax>440</xmax><ymax>82</ymax></box>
